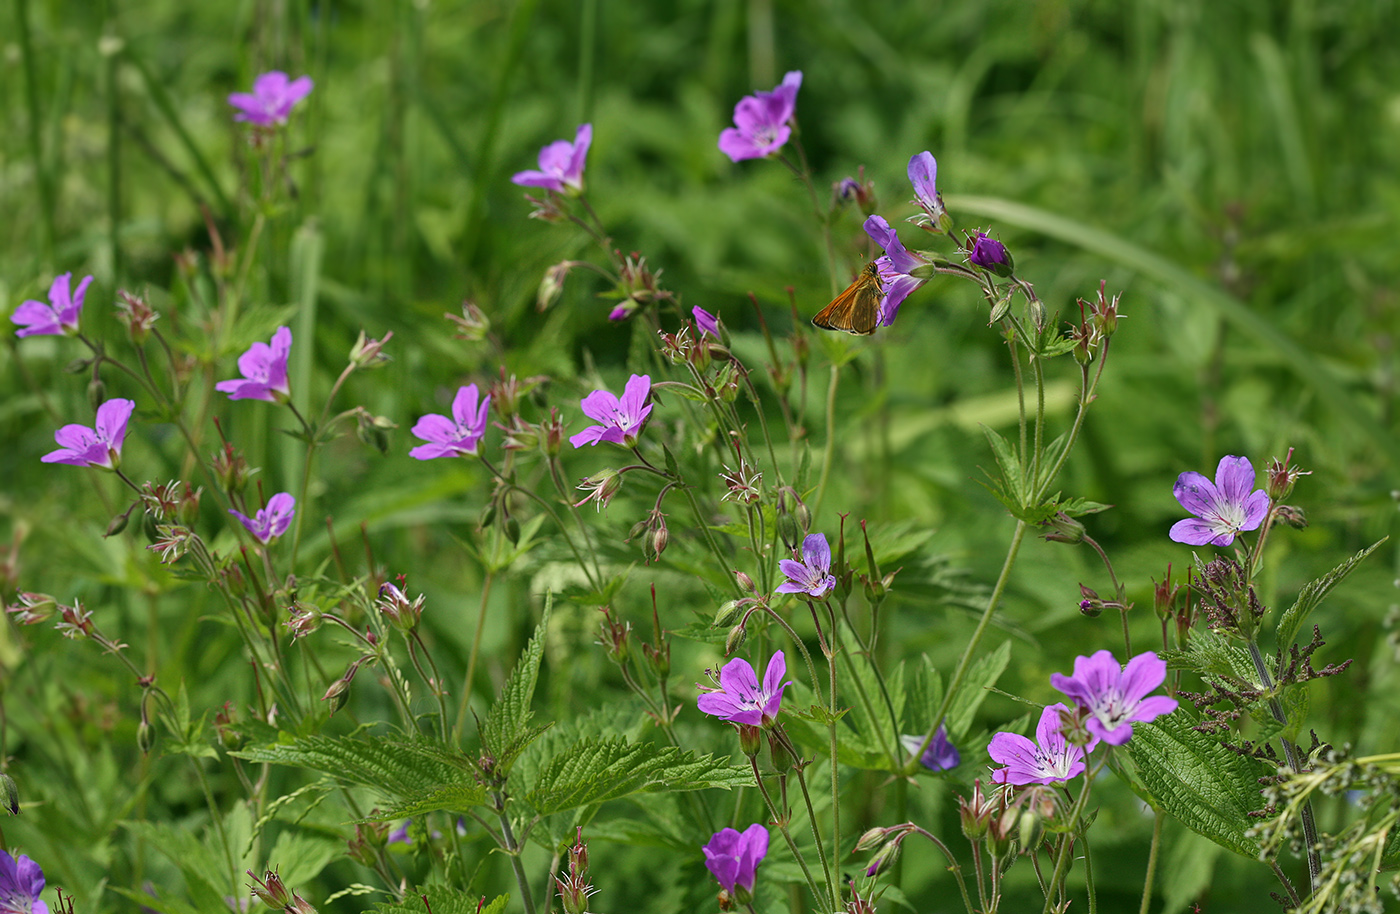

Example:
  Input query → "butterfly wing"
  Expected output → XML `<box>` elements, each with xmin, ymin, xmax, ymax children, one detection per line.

<box><xmin>812</xmin><ymin>262</ymin><xmax>883</xmax><ymax>335</ymax></box>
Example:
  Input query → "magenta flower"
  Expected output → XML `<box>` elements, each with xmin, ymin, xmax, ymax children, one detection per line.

<box><xmin>1169</xmin><ymin>455</ymin><xmax>1270</xmax><ymax>546</ymax></box>
<box><xmin>987</xmin><ymin>703</ymin><xmax>1086</xmax><ymax>786</ymax></box>
<box><xmin>900</xmin><ymin>725</ymin><xmax>961</xmax><ymax>772</ymax></box>
<box><xmin>41</xmin><ymin>398</ymin><xmax>135</xmax><ymax>470</ymax></box>
<box><xmin>409</xmin><ymin>384</ymin><xmax>491</xmax><ymax>459</ymax></box>
<box><xmin>511</xmin><ymin>123</ymin><xmax>592</xmax><ymax>194</ymax></box>
<box><xmin>228</xmin><ymin>71</ymin><xmax>313</xmax><ymax>126</ymax></box>
<box><xmin>12</xmin><ymin>272</ymin><xmax>93</xmax><ymax>338</ymax></box>
<box><xmin>698</xmin><ymin>651</ymin><xmax>789</xmax><ymax>727</ymax></box>
<box><xmin>864</xmin><ymin>215</ymin><xmax>930</xmax><ymax>327</ymax></box>
<box><xmin>776</xmin><ymin>533</ymin><xmax>836</xmax><ymax>598</ymax></box>
<box><xmin>0</xmin><ymin>849</ymin><xmax>49</xmax><ymax>914</ymax></box>
<box><xmin>230</xmin><ymin>492</ymin><xmax>296</xmax><ymax>545</ymax></box>
<box><xmin>703</xmin><ymin>824</ymin><xmax>769</xmax><ymax>902</ymax></box>
<box><xmin>718</xmin><ymin>71</ymin><xmax>803</xmax><ymax>162</ymax></box>
<box><xmin>969</xmin><ymin>233</ymin><xmax>1013</xmax><ymax>276</ymax></box>
<box><xmin>216</xmin><ymin>327</ymin><xmax>292</xmax><ymax>402</ymax></box>
<box><xmin>569</xmin><ymin>374</ymin><xmax>653</xmax><ymax>448</ymax></box>
<box><xmin>693</xmin><ymin>305</ymin><xmax>720</xmax><ymax>340</ymax></box>
<box><xmin>1050</xmin><ymin>649</ymin><xmax>1178</xmax><ymax>746</ymax></box>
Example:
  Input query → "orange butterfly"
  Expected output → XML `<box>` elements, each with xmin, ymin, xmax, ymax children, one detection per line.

<box><xmin>812</xmin><ymin>261</ymin><xmax>883</xmax><ymax>335</ymax></box>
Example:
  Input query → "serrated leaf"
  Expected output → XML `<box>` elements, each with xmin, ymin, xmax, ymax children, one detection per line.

<box><xmin>1124</xmin><ymin>713</ymin><xmax>1267</xmax><ymax>858</ymax></box>
<box><xmin>947</xmin><ymin>641</ymin><xmax>1011</xmax><ymax>738</ymax></box>
<box><xmin>480</xmin><ymin>599</ymin><xmax>552</xmax><ymax>773</ymax></box>
<box><xmin>233</xmin><ymin>734</ymin><xmax>484</xmax><ymax>819</ymax></box>
<box><xmin>121</xmin><ymin>821</ymin><xmax>232</xmax><ymax>913</ymax></box>
<box><xmin>523</xmin><ymin>737</ymin><xmax>752</xmax><ymax>816</ymax></box>
<box><xmin>374</xmin><ymin>887</ymin><xmax>507</xmax><ymax>914</ymax></box>
<box><xmin>1275</xmin><ymin>538</ymin><xmax>1386</xmax><ymax>652</ymax></box>
<box><xmin>979</xmin><ymin>426</ymin><xmax>1025</xmax><ymax>508</ymax></box>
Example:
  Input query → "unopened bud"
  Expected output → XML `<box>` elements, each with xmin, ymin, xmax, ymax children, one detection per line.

<box><xmin>348</xmin><ymin>330</ymin><xmax>393</xmax><ymax>369</ymax></box>
<box><xmin>87</xmin><ymin>379</ymin><xmax>107</xmax><ymax>412</ymax></box>
<box><xmin>735</xmin><ymin>571</ymin><xmax>755</xmax><ymax>593</ymax></box>
<box><xmin>854</xmin><ymin>827</ymin><xmax>887</xmax><ymax>852</ymax></box>
<box><xmin>247</xmin><ymin>870</ymin><xmax>293</xmax><ymax>911</ymax></box>
<box><xmin>767</xmin><ymin>731</ymin><xmax>794</xmax><ymax>772</ymax></box>
<box><xmin>0</xmin><ymin>773</ymin><xmax>17</xmax><ymax>815</ymax></box>
<box><xmin>1274</xmin><ymin>504</ymin><xmax>1308</xmax><ymax>528</ymax></box>
<box><xmin>137</xmin><ymin>720</ymin><xmax>156</xmax><ymax>755</ymax></box>
<box><xmin>724</xmin><ymin>624</ymin><xmax>747</xmax><ymax>655</ymax></box>
<box><xmin>1041</xmin><ymin>512</ymin><xmax>1086</xmax><ymax>545</ymax></box>
<box><xmin>105</xmin><ymin>509</ymin><xmax>132</xmax><ymax>538</ymax></box>
<box><xmin>714</xmin><ymin>600</ymin><xmax>742</xmax><ymax>627</ymax></box>
<box><xmin>738</xmin><ymin>724</ymin><xmax>763</xmax><ymax>758</ymax></box>
<box><xmin>1078</xmin><ymin>584</ymin><xmax>1104</xmax><ymax>618</ymax></box>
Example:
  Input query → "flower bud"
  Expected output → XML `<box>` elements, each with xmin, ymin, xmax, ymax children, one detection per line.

<box><xmin>87</xmin><ymin>379</ymin><xmax>107</xmax><ymax>414</ymax></box>
<box><xmin>1266</xmin><ymin>452</ymin><xmax>1309</xmax><ymax>501</ymax></box>
<box><xmin>738</xmin><ymin>723</ymin><xmax>763</xmax><ymax>758</ymax></box>
<box><xmin>446</xmin><ymin>301</ymin><xmax>490</xmax><ymax>341</ymax></box>
<box><xmin>247</xmin><ymin>870</ymin><xmax>293</xmax><ymax>910</ymax></box>
<box><xmin>538</xmin><ymin>262</ymin><xmax>576</xmax><ymax>311</ymax></box>
<box><xmin>735</xmin><ymin>571</ymin><xmax>756</xmax><ymax>593</ymax></box>
<box><xmin>969</xmin><ymin>232</ymin><xmax>1014</xmax><ymax>277</ymax></box>
<box><xmin>348</xmin><ymin>330</ymin><xmax>393</xmax><ymax>369</ymax></box>
<box><xmin>1041</xmin><ymin>512</ymin><xmax>1086</xmax><ymax>545</ymax></box>
<box><xmin>0</xmin><ymin>773</ymin><xmax>18</xmax><ymax>815</ymax></box>
<box><xmin>714</xmin><ymin>600</ymin><xmax>742</xmax><ymax>627</ymax></box>
<box><xmin>853</xmin><ymin>827</ymin><xmax>887</xmax><ymax>852</ymax></box>
<box><xmin>724</xmin><ymin>624</ymin><xmax>747</xmax><ymax>655</ymax></box>
<box><xmin>116</xmin><ymin>290</ymin><xmax>159</xmax><ymax>344</ymax></box>
<box><xmin>1078</xmin><ymin>584</ymin><xmax>1104</xmax><ymax>618</ymax></box>
<box><xmin>137</xmin><ymin>719</ymin><xmax>156</xmax><ymax>755</ymax></box>
<box><xmin>649</xmin><ymin>523</ymin><xmax>669</xmax><ymax>560</ymax></box>
<box><xmin>1274</xmin><ymin>504</ymin><xmax>1308</xmax><ymax>529</ymax></box>
<box><xmin>7</xmin><ymin>592</ymin><xmax>58</xmax><ymax>625</ymax></box>
<box><xmin>767</xmin><ymin>731</ymin><xmax>794</xmax><ymax>772</ymax></box>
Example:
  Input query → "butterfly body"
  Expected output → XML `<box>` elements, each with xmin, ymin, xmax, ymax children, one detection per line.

<box><xmin>812</xmin><ymin>261</ymin><xmax>883</xmax><ymax>335</ymax></box>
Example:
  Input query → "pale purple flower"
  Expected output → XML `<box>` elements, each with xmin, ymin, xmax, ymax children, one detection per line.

<box><xmin>511</xmin><ymin>123</ymin><xmax>592</xmax><ymax>194</ymax></box>
<box><xmin>230</xmin><ymin>492</ymin><xmax>296</xmax><ymax>545</ymax></box>
<box><xmin>1169</xmin><ymin>456</ymin><xmax>1270</xmax><ymax>546</ymax></box>
<box><xmin>228</xmin><ymin>71</ymin><xmax>313</xmax><ymax>126</ymax></box>
<box><xmin>41</xmin><ymin>398</ymin><xmax>135</xmax><ymax>470</ymax></box>
<box><xmin>12</xmin><ymin>272</ymin><xmax>93</xmax><ymax>338</ymax></box>
<box><xmin>409</xmin><ymin>384</ymin><xmax>491</xmax><ymax>459</ymax></box>
<box><xmin>216</xmin><ymin>327</ymin><xmax>292</xmax><ymax>402</ymax></box>
<box><xmin>969</xmin><ymin>233</ymin><xmax>1012</xmax><ymax>275</ymax></box>
<box><xmin>703</xmin><ymin>824</ymin><xmax>769</xmax><ymax>898</ymax></box>
<box><xmin>718</xmin><ymin>71</ymin><xmax>803</xmax><ymax>162</ymax></box>
<box><xmin>987</xmin><ymin>703</ymin><xmax>1086</xmax><ymax>786</ymax></box>
<box><xmin>907</xmin><ymin>152</ymin><xmax>945</xmax><ymax>224</ymax></box>
<box><xmin>697</xmin><ymin>651</ymin><xmax>789</xmax><ymax>727</ymax></box>
<box><xmin>388</xmin><ymin>821</ymin><xmax>411</xmax><ymax>845</ymax></box>
<box><xmin>900</xmin><ymin>726</ymin><xmax>960</xmax><ymax>772</ymax></box>
<box><xmin>569</xmin><ymin>374</ymin><xmax>653</xmax><ymax>448</ymax></box>
<box><xmin>1050</xmin><ymin>650</ymin><xmax>1178</xmax><ymax>746</ymax></box>
<box><xmin>693</xmin><ymin>306</ymin><xmax>720</xmax><ymax>340</ymax></box>
<box><xmin>607</xmin><ymin>305</ymin><xmax>630</xmax><ymax>322</ymax></box>
<box><xmin>0</xmin><ymin>849</ymin><xmax>49</xmax><ymax>914</ymax></box>
<box><xmin>864</xmin><ymin>215</ymin><xmax>929</xmax><ymax>327</ymax></box>
<box><xmin>776</xmin><ymin>533</ymin><xmax>836</xmax><ymax>598</ymax></box>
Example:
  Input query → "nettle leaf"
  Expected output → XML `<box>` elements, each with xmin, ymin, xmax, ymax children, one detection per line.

<box><xmin>480</xmin><ymin>599</ymin><xmax>553</xmax><ymax>773</ymax></box>
<box><xmin>233</xmin><ymin>734</ymin><xmax>485</xmax><ymax>819</ymax></box>
<box><xmin>1170</xmin><ymin>628</ymin><xmax>1258</xmax><ymax>684</ymax></box>
<box><xmin>947</xmin><ymin>641</ymin><xmax>1011</xmax><ymax>739</ymax></box>
<box><xmin>522</xmin><ymin>737</ymin><xmax>753</xmax><ymax>817</ymax></box>
<box><xmin>1275</xmin><ymin>537</ymin><xmax>1386</xmax><ymax>653</ymax></box>
<box><xmin>1124</xmin><ymin>713</ymin><xmax>1269</xmax><ymax>858</ymax></box>
<box><xmin>374</xmin><ymin>887</ymin><xmax>507</xmax><ymax>914</ymax></box>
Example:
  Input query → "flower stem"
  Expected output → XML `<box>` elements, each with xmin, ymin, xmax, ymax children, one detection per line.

<box><xmin>748</xmin><ymin>757</ymin><xmax>826</xmax><ymax>904</ymax></box>
<box><xmin>813</xmin><ymin>363</ymin><xmax>840</xmax><ymax>523</ymax></box>
<box><xmin>1139</xmin><ymin>809</ymin><xmax>1163</xmax><ymax>914</ymax></box>
<box><xmin>453</xmin><ymin>569</ymin><xmax>494</xmax><ymax>743</ymax></box>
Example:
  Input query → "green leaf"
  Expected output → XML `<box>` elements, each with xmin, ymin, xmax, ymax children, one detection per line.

<box><xmin>233</xmin><ymin>733</ymin><xmax>484</xmax><ymax>819</ymax></box>
<box><xmin>374</xmin><ymin>887</ymin><xmax>507</xmax><ymax>914</ymax></box>
<box><xmin>480</xmin><ymin>598</ymin><xmax>553</xmax><ymax>773</ymax></box>
<box><xmin>979</xmin><ymin>426</ymin><xmax>1026</xmax><ymax>510</ymax></box>
<box><xmin>1275</xmin><ymin>538</ymin><xmax>1386</xmax><ymax>652</ymax></box>
<box><xmin>947</xmin><ymin>641</ymin><xmax>1011</xmax><ymax>738</ymax></box>
<box><xmin>522</xmin><ymin>737</ymin><xmax>753</xmax><ymax>817</ymax></box>
<box><xmin>1123</xmin><ymin>713</ymin><xmax>1268</xmax><ymax>858</ymax></box>
<box><xmin>120</xmin><ymin>821</ymin><xmax>232</xmax><ymax>914</ymax></box>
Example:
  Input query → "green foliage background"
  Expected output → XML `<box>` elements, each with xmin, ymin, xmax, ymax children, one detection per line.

<box><xmin>2</xmin><ymin>0</ymin><xmax>1399</xmax><ymax>911</ymax></box>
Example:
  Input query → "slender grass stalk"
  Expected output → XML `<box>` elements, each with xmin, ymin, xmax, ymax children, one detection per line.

<box><xmin>16</xmin><ymin>0</ymin><xmax>56</xmax><ymax>264</ymax></box>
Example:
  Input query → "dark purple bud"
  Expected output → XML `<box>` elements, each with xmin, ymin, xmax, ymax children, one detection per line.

<box><xmin>969</xmin><ymin>232</ymin><xmax>1014</xmax><ymax>277</ymax></box>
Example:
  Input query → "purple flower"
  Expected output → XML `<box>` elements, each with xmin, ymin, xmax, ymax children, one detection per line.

<box><xmin>387</xmin><ymin>821</ymin><xmax>411</xmax><ymax>845</ymax></box>
<box><xmin>987</xmin><ymin>703</ymin><xmax>1087</xmax><ymax>786</ymax></box>
<box><xmin>1169</xmin><ymin>456</ymin><xmax>1270</xmax><ymax>546</ymax></box>
<box><xmin>216</xmin><ymin>327</ymin><xmax>292</xmax><ymax>402</ymax></box>
<box><xmin>1050</xmin><ymin>650</ymin><xmax>1178</xmax><ymax>746</ymax></box>
<box><xmin>569</xmin><ymin>374</ymin><xmax>653</xmax><ymax>448</ymax></box>
<box><xmin>863</xmin><ymin>215</ymin><xmax>930</xmax><ymax>327</ymax></box>
<box><xmin>703</xmin><ymin>824</ymin><xmax>768</xmax><ymax>900</ymax></box>
<box><xmin>693</xmin><ymin>306</ymin><xmax>720</xmax><ymax>340</ymax></box>
<box><xmin>900</xmin><ymin>725</ymin><xmax>960</xmax><ymax>772</ymax></box>
<box><xmin>228</xmin><ymin>71</ymin><xmax>313</xmax><ymax>126</ymax></box>
<box><xmin>906</xmin><ymin>151</ymin><xmax>953</xmax><ymax>235</ymax></box>
<box><xmin>409</xmin><ymin>384</ymin><xmax>492</xmax><ymax>459</ymax></box>
<box><xmin>0</xmin><ymin>849</ymin><xmax>49</xmax><ymax>914</ymax></box>
<box><xmin>776</xmin><ymin>533</ymin><xmax>837</xmax><ymax>598</ymax></box>
<box><xmin>41</xmin><ymin>398</ymin><xmax>135</xmax><ymax>470</ymax></box>
<box><xmin>12</xmin><ymin>272</ymin><xmax>93</xmax><ymax>338</ymax></box>
<box><xmin>229</xmin><ymin>492</ymin><xmax>296</xmax><ymax>545</ymax></box>
<box><xmin>969</xmin><ymin>233</ymin><xmax>1013</xmax><ymax>276</ymax></box>
<box><xmin>511</xmin><ymin>123</ymin><xmax>592</xmax><ymax>194</ymax></box>
<box><xmin>717</xmin><ymin>71</ymin><xmax>803</xmax><ymax>162</ymax></box>
<box><xmin>697</xmin><ymin>651</ymin><xmax>789</xmax><ymax>727</ymax></box>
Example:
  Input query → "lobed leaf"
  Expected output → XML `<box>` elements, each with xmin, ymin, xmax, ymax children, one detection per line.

<box><xmin>1275</xmin><ymin>537</ymin><xmax>1386</xmax><ymax>653</ymax></box>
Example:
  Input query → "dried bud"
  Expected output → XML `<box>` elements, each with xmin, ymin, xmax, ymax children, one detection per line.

<box><xmin>55</xmin><ymin>602</ymin><xmax>94</xmax><ymax>639</ymax></box>
<box><xmin>286</xmin><ymin>602</ymin><xmax>323</xmax><ymax>639</ymax></box>
<box><xmin>115</xmin><ymin>290</ymin><xmax>159</xmax><ymax>344</ymax></box>
<box><xmin>7</xmin><ymin>592</ymin><xmax>58</xmax><ymax>625</ymax></box>
<box><xmin>541</xmin><ymin>408</ymin><xmax>567</xmax><ymax>456</ymax></box>
<box><xmin>574</xmin><ymin>469</ymin><xmax>622</xmax><ymax>511</ymax></box>
<box><xmin>376</xmin><ymin>580</ymin><xmax>425</xmax><ymax>633</ymax></box>
<box><xmin>446</xmin><ymin>301</ymin><xmax>490</xmax><ymax>341</ymax></box>
<box><xmin>1266</xmin><ymin>450</ymin><xmax>1309</xmax><ymax>502</ymax></box>
<box><xmin>247</xmin><ymin>870</ymin><xmax>293</xmax><ymax>911</ymax></box>
<box><xmin>212</xmin><ymin>442</ymin><xmax>251</xmax><ymax>496</ymax></box>
<box><xmin>597</xmin><ymin>607</ymin><xmax>631</xmax><ymax>664</ymax></box>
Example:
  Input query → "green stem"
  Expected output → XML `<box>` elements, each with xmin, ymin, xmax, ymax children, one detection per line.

<box><xmin>494</xmin><ymin>796</ymin><xmax>537</xmax><ymax>914</ymax></box>
<box><xmin>453</xmin><ymin>570</ymin><xmax>494</xmax><ymax>742</ymax></box>
<box><xmin>904</xmin><ymin>521</ymin><xmax>1028</xmax><ymax>775</ymax></box>
<box><xmin>16</xmin><ymin>0</ymin><xmax>56</xmax><ymax>262</ymax></box>
<box><xmin>790</xmin><ymin>761</ymin><xmax>837</xmax><ymax>912</ymax></box>
<box><xmin>1040</xmin><ymin>755</ymin><xmax>1107</xmax><ymax>914</ymax></box>
<box><xmin>1138</xmin><ymin>810</ymin><xmax>1163</xmax><ymax>914</ymax></box>
<box><xmin>812</xmin><ymin>364</ymin><xmax>840</xmax><ymax>523</ymax></box>
<box><xmin>748</xmin><ymin>757</ymin><xmax>826</xmax><ymax>904</ymax></box>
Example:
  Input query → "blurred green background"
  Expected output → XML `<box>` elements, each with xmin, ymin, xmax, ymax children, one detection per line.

<box><xmin>2</xmin><ymin>0</ymin><xmax>1399</xmax><ymax>911</ymax></box>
